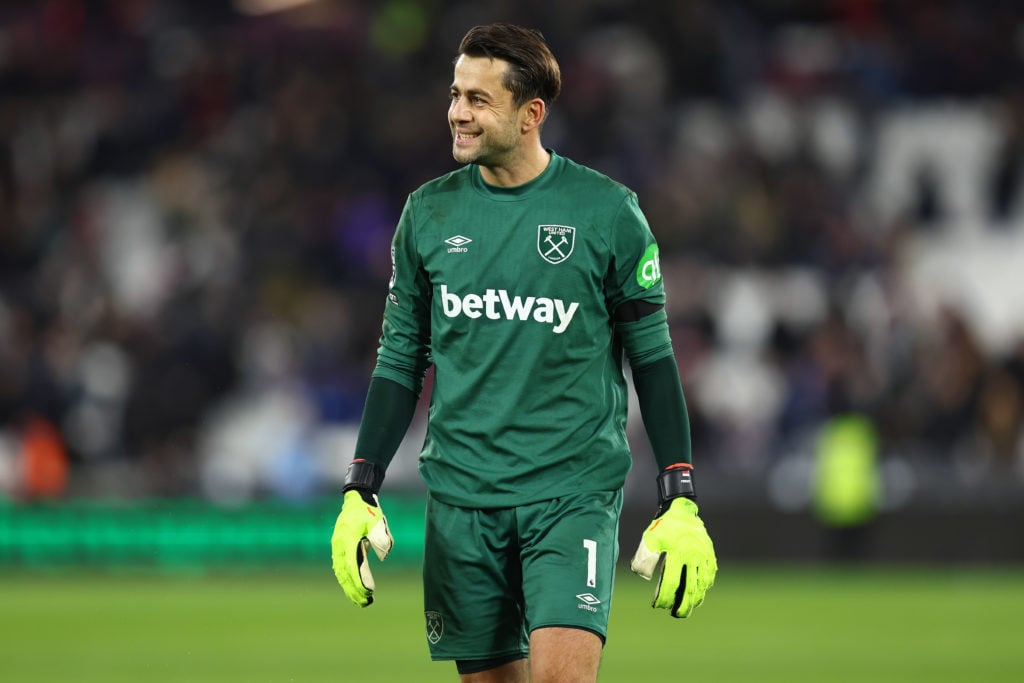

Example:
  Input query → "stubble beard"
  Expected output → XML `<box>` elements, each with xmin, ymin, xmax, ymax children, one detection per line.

<box><xmin>451</xmin><ymin>121</ymin><xmax>520</xmax><ymax>168</ymax></box>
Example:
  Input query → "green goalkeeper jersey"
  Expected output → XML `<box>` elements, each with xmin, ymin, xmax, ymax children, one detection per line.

<box><xmin>373</xmin><ymin>151</ymin><xmax>665</xmax><ymax>508</ymax></box>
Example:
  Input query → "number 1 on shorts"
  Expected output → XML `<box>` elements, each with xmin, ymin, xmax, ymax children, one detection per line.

<box><xmin>583</xmin><ymin>538</ymin><xmax>597</xmax><ymax>588</ymax></box>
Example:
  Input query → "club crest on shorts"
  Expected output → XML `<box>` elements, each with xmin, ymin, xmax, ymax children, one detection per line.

<box><xmin>538</xmin><ymin>225</ymin><xmax>576</xmax><ymax>264</ymax></box>
<box><xmin>425</xmin><ymin>611</ymin><xmax>444</xmax><ymax>645</ymax></box>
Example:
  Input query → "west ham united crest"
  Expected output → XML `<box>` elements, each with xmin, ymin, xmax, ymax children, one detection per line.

<box><xmin>425</xmin><ymin>611</ymin><xmax>444</xmax><ymax>645</ymax></box>
<box><xmin>538</xmin><ymin>224</ymin><xmax>576</xmax><ymax>264</ymax></box>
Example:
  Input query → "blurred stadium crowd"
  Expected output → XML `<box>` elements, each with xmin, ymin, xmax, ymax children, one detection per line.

<box><xmin>2</xmin><ymin>0</ymin><xmax>1024</xmax><ymax>502</ymax></box>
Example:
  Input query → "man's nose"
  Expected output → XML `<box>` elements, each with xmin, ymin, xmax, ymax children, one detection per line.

<box><xmin>449</xmin><ymin>97</ymin><xmax>470</xmax><ymax>122</ymax></box>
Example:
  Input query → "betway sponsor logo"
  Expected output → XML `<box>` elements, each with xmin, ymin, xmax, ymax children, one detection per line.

<box><xmin>440</xmin><ymin>285</ymin><xmax>579</xmax><ymax>334</ymax></box>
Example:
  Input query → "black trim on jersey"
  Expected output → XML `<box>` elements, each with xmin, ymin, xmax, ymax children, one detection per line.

<box><xmin>614</xmin><ymin>300</ymin><xmax>663</xmax><ymax>323</ymax></box>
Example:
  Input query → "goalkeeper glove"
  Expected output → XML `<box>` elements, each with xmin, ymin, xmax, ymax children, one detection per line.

<box><xmin>630</xmin><ymin>464</ymin><xmax>717</xmax><ymax>618</ymax></box>
<box><xmin>331</xmin><ymin>460</ymin><xmax>393</xmax><ymax>607</ymax></box>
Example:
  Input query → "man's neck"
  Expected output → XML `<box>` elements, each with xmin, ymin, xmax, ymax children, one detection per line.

<box><xmin>479</xmin><ymin>144</ymin><xmax>551</xmax><ymax>188</ymax></box>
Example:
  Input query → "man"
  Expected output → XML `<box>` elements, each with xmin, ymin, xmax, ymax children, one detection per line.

<box><xmin>332</xmin><ymin>23</ymin><xmax>716</xmax><ymax>683</ymax></box>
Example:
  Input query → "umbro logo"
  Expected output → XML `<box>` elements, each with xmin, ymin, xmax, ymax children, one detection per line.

<box><xmin>445</xmin><ymin>235</ymin><xmax>472</xmax><ymax>253</ymax></box>
<box><xmin>576</xmin><ymin>592</ymin><xmax>601</xmax><ymax>613</ymax></box>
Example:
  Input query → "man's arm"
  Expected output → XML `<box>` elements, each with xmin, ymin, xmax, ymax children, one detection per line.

<box><xmin>616</xmin><ymin>304</ymin><xmax>717</xmax><ymax>618</ymax></box>
<box><xmin>351</xmin><ymin>376</ymin><xmax>420</xmax><ymax>473</ymax></box>
<box><xmin>333</xmin><ymin>193</ymin><xmax>431</xmax><ymax>606</ymax></box>
<box><xmin>331</xmin><ymin>377</ymin><xmax>420</xmax><ymax>607</ymax></box>
<box><xmin>615</xmin><ymin>303</ymin><xmax>691</xmax><ymax>469</ymax></box>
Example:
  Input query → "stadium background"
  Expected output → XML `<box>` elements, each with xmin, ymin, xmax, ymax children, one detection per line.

<box><xmin>1</xmin><ymin>1</ymin><xmax>1023</xmax><ymax>681</ymax></box>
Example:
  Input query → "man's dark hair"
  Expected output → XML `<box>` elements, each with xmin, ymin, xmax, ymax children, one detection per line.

<box><xmin>457</xmin><ymin>23</ymin><xmax>561</xmax><ymax>109</ymax></box>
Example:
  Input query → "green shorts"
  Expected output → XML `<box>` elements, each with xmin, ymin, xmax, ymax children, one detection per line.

<box><xmin>422</xmin><ymin>489</ymin><xmax>623</xmax><ymax>662</ymax></box>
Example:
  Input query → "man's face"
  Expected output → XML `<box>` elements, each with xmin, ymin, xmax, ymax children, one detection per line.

<box><xmin>448</xmin><ymin>55</ymin><xmax>523</xmax><ymax>167</ymax></box>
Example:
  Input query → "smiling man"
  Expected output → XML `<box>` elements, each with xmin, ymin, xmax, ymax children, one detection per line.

<box><xmin>448</xmin><ymin>37</ymin><xmax>557</xmax><ymax>187</ymax></box>
<box><xmin>331</xmin><ymin>23</ymin><xmax>717</xmax><ymax>683</ymax></box>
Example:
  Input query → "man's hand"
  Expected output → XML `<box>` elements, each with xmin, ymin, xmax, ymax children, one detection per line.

<box><xmin>630</xmin><ymin>496</ymin><xmax>717</xmax><ymax>618</ymax></box>
<box><xmin>331</xmin><ymin>489</ymin><xmax>394</xmax><ymax>606</ymax></box>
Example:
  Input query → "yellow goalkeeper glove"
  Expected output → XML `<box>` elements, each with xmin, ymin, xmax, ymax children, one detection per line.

<box><xmin>331</xmin><ymin>461</ymin><xmax>393</xmax><ymax>607</ymax></box>
<box><xmin>630</xmin><ymin>465</ymin><xmax>717</xmax><ymax>618</ymax></box>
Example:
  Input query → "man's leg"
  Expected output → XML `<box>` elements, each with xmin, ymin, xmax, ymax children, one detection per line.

<box><xmin>530</xmin><ymin>626</ymin><xmax>603</xmax><ymax>683</ymax></box>
<box><xmin>424</xmin><ymin>497</ymin><xmax>529</xmax><ymax>675</ymax></box>
<box><xmin>515</xmin><ymin>491</ymin><xmax>621</xmax><ymax>682</ymax></box>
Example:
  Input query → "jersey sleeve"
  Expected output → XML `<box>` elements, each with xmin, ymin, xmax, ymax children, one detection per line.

<box><xmin>604</xmin><ymin>191</ymin><xmax>666</xmax><ymax>313</ymax></box>
<box><xmin>372</xmin><ymin>194</ymin><xmax>433</xmax><ymax>395</ymax></box>
<box><xmin>617</xmin><ymin>306</ymin><xmax>691</xmax><ymax>469</ymax></box>
<box><xmin>606</xmin><ymin>192</ymin><xmax>691</xmax><ymax>469</ymax></box>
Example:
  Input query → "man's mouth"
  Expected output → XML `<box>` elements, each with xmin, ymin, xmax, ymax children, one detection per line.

<box><xmin>454</xmin><ymin>131</ymin><xmax>480</xmax><ymax>143</ymax></box>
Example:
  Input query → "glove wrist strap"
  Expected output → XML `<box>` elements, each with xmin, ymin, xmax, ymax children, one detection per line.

<box><xmin>344</xmin><ymin>458</ymin><xmax>385</xmax><ymax>494</ymax></box>
<box><xmin>657</xmin><ymin>463</ymin><xmax>696</xmax><ymax>505</ymax></box>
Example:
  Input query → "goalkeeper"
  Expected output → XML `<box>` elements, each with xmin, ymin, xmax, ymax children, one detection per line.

<box><xmin>332</xmin><ymin>22</ymin><xmax>716</xmax><ymax>683</ymax></box>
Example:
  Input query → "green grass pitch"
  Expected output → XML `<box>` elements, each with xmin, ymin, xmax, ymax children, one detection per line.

<box><xmin>1</xmin><ymin>564</ymin><xmax>1021</xmax><ymax>682</ymax></box>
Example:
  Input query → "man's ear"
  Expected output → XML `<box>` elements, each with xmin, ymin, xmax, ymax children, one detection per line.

<box><xmin>521</xmin><ymin>98</ymin><xmax>546</xmax><ymax>133</ymax></box>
